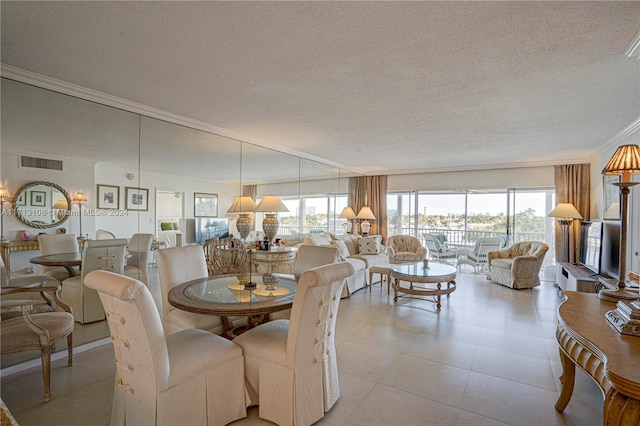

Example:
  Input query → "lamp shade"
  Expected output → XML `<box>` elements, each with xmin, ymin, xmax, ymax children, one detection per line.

<box><xmin>0</xmin><ymin>187</ymin><xmax>11</xmax><ymax>203</ymax></box>
<box><xmin>547</xmin><ymin>203</ymin><xmax>583</xmax><ymax>220</ymax></box>
<box><xmin>227</xmin><ymin>196</ymin><xmax>256</xmax><ymax>213</ymax></box>
<box><xmin>602</xmin><ymin>144</ymin><xmax>640</xmax><ymax>182</ymax></box>
<box><xmin>73</xmin><ymin>192</ymin><xmax>87</xmax><ymax>203</ymax></box>
<box><xmin>356</xmin><ymin>207</ymin><xmax>376</xmax><ymax>220</ymax></box>
<box><xmin>339</xmin><ymin>206</ymin><xmax>356</xmax><ymax>220</ymax></box>
<box><xmin>53</xmin><ymin>200</ymin><xmax>68</xmax><ymax>210</ymax></box>
<box><xmin>255</xmin><ymin>195</ymin><xmax>289</xmax><ymax>213</ymax></box>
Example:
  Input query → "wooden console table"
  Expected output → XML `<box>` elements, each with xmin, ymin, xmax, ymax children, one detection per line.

<box><xmin>1</xmin><ymin>240</ymin><xmax>40</xmax><ymax>275</ymax></box>
<box><xmin>556</xmin><ymin>291</ymin><xmax>640</xmax><ymax>425</ymax></box>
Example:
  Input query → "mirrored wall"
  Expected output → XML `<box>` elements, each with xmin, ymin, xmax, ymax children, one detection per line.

<box><xmin>0</xmin><ymin>77</ymin><xmax>359</xmax><ymax>366</ymax></box>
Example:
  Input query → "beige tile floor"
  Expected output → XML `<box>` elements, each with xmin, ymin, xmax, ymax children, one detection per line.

<box><xmin>1</xmin><ymin>266</ymin><xmax>605</xmax><ymax>425</ymax></box>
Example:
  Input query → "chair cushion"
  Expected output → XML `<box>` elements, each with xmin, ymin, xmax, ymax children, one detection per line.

<box><xmin>394</xmin><ymin>252</ymin><xmax>422</xmax><ymax>263</ymax></box>
<box><xmin>166</xmin><ymin>328</ymin><xmax>242</xmax><ymax>386</ymax></box>
<box><xmin>491</xmin><ymin>258</ymin><xmax>513</xmax><ymax>270</ymax></box>
<box><xmin>233</xmin><ymin>319</ymin><xmax>288</xmax><ymax>366</ymax></box>
<box><xmin>1</xmin><ymin>312</ymin><xmax>74</xmax><ymax>353</ymax></box>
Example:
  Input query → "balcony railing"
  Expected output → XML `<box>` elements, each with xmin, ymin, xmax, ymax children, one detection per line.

<box><xmin>389</xmin><ymin>226</ymin><xmax>545</xmax><ymax>247</ymax></box>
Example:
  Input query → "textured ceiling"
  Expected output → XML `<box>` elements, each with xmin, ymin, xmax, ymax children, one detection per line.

<box><xmin>1</xmin><ymin>1</ymin><xmax>639</xmax><ymax>175</ymax></box>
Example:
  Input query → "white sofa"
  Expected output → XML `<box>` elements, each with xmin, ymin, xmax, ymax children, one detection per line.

<box><xmin>301</xmin><ymin>233</ymin><xmax>389</xmax><ymax>296</ymax></box>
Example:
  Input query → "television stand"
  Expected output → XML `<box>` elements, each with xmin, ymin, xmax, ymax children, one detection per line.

<box><xmin>556</xmin><ymin>262</ymin><xmax>607</xmax><ymax>293</ymax></box>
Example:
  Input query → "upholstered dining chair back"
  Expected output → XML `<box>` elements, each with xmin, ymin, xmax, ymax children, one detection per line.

<box><xmin>37</xmin><ymin>234</ymin><xmax>80</xmax><ymax>281</ymax></box>
<box><xmin>61</xmin><ymin>238</ymin><xmax>128</xmax><ymax>324</ymax></box>
<box><xmin>84</xmin><ymin>270</ymin><xmax>247</xmax><ymax>426</ymax></box>
<box><xmin>203</xmin><ymin>237</ymin><xmax>249</xmax><ymax>276</ymax></box>
<box><xmin>293</xmin><ymin>244</ymin><xmax>340</xmax><ymax>276</ymax></box>
<box><xmin>95</xmin><ymin>229</ymin><xmax>116</xmax><ymax>239</ymax></box>
<box><xmin>155</xmin><ymin>245</ymin><xmax>225</xmax><ymax>336</ymax></box>
<box><xmin>124</xmin><ymin>233</ymin><xmax>154</xmax><ymax>285</ymax></box>
<box><xmin>234</xmin><ymin>262</ymin><xmax>355</xmax><ymax>426</ymax></box>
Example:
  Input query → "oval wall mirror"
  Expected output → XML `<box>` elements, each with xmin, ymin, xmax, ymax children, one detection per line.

<box><xmin>11</xmin><ymin>181</ymin><xmax>72</xmax><ymax>229</ymax></box>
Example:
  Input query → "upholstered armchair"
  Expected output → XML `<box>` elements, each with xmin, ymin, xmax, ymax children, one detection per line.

<box><xmin>386</xmin><ymin>235</ymin><xmax>427</xmax><ymax>264</ymax></box>
<box><xmin>233</xmin><ymin>262</ymin><xmax>355</xmax><ymax>426</ymax></box>
<box><xmin>487</xmin><ymin>241</ymin><xmax>549</xmax><ymax>289</ymax></box>
<box><xmin>84</xmin><ymin>270</ymin><xmax>247</xmax><ymax>426</ymax></box>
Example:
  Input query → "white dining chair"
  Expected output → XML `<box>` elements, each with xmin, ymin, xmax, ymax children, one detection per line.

<box><xmin>155</xmin><ymin>245</ymin><xmax>226</xmax><ymax>336</ymax></box>
<box><xmin>84</xmin><ymin>270</ymin><xmax>247</xmax><ymax>426</ymax></box>
<box><xmin>37</xmin><ymin>234</ymin><xmax>80</xmax><ymax>281</ymax></box>
<box><xmin>61</xmin><ymin>238</ymin><xmax>128</xmax><ymax>323</ymax></box>
<box><xmin>233</xmin><ymin>262</ymin><xmax>355</xmax><ymax>426</ymax></box>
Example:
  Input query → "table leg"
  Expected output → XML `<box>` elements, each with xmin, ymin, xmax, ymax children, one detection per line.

<box><xmin>393</xmin><ymin>277</ymin><xmax>398</xmax><ymax>302</ymax></box>
<box><xmin>555</xmin><ymin>348</ymin><xmax>576</xmax><ymax>412</ymax></box>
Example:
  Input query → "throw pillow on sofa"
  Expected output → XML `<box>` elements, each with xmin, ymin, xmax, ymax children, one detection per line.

<box><xmin>359</xmin><ymin>236</ymin><xmax>382</xmax><ymax>254</ymax></box>
<box><xmin>336</xmin><ymin>234</ymin><xmax>360</xmax><ymax>255</ymax></box>
<box><xmin>331</xmin><ymin>240</ymin><xmax>351</xmax><ymax>259</ymax></box>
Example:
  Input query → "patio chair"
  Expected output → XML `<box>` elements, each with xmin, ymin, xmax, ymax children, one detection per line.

<box><xmin>459</xmin><ymin>237</ymin><xmax>504</xmax><ymax>273</ymax></box>
<box><xmin>423</xmin><ymin>234</ymin><xmax>457</xmax><ymax>264</ymax></box>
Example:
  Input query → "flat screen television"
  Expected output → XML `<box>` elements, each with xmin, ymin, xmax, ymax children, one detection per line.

<box><xmin>579</xmin><ymin>221</ymin><xmax>602</xmax><ymax>274</ymax></box>
<box><xmin>195</xmin><ymin>218</ymin><xmax>230</xmax><ymax>244</ymax></box>
<box><xmin>600</xmin><ymin>221</ymin><xmax>620</xmax><ymax>280</ymax></box>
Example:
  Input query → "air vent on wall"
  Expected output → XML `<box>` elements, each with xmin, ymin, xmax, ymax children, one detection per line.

<box><xmin>20</xmin><ymin>155</ymin><xmax>63</xmax><ymax>171</ymax></box>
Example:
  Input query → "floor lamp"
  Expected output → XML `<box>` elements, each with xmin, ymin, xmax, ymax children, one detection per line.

<box><xmin>547</xmin><ymin>203</ymin><xmax>583</xmax><ymax>263</ymax></box>
<box><xmin>599</xmin><ymin>144</ymin><xmax>640</xmax><ymax>304</ymax></box>
<box><xmin>73</xmin><ymin>192</ymin><xmax>87</xmax><ymax>239</ymax></box>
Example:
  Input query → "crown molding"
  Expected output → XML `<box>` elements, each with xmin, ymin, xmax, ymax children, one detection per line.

<box><xmin>0</xmin><ymin>64</ymin><xmax>357</xmax><ymax>174</ymax></box>
<box><xmin>626</xmin><ymin>30</ymin><xmax>640</xmax><ymax>59</ymax></box>
<box><xmin>593</xmin><ymin>116</ymin><xmax>640</xmax><ymax>160</ymax></box>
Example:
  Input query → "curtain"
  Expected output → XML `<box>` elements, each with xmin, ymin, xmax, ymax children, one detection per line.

<box><xmin>348</xmin><ymin>175</ymin><xmax>388</xmax><ymax>241</ymax></box>
<box><xmin>242</xmin><ymin>185</ymin><xmax>257</xmax><ymax>200</ymax></box>
<box><xmin>366</xmin><ymin>175</ymin><xmax>387</xmax><ymax>241</ymax></box>
<box><xmin>555</xmin><ymin>164</ymin><xmax>590</xmax><ymax>263</ymax></box>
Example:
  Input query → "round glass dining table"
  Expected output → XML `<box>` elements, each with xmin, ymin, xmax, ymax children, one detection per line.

<box><xmin>168</xmin><ymin>273</ymin><xmax>298</xmax><ymax>337</ymax></box>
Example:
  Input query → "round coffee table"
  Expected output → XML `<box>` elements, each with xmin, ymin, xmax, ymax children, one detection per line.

<box><xmin>391</xmin><ymin>262</ymin><xmax>457</xmax><ymax>309</ymax></box>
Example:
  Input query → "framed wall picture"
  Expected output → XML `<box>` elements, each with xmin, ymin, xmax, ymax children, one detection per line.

<box><xmin>194</xmin><ymin>192</ymin><xmax>218</xmax><ymax>217</ymax></box>
<box><xmin>97</xmin><ymin>184</ymin><xmax>120</xmax><ymax>210</ymax></box>
<box><xmin>31</xmin><ymin>191</ymin><xmax>46</xmax><ymax>207</ymax></box>
<box><xmin>16</xmin><ymin>192</ymin><xmax>26</xmax><ymax>206</ymax></box>
<box><xmin>125</xmin><ymin>187</ymin><xmax>149</xmax><ymax>211</ymax></box>
<box><xmin>603</xmin><ymin>174</ymin><xmax>621</xmax><ymax>220</ymax></box>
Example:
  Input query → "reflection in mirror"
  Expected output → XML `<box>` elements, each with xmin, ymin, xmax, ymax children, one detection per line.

<box><xmin>1</xmin><ymin>78</ymin><xmax>141</xmax><ymax>367</ymax></box>
<box><xmin>11</xmin><ymin>181</ymin><xmax>72</xmax><ymax>228</ymax></box>
<box><xmin>300</xmin><ymin>158</ymin><xmax>341</xmax><ymax>236</ymax></box>
<box><xmin>139</xmin><ymin>116</ymin><xmax>242</xmax><ymax>245</ymax></box>
<box><xmin>241</xmin><ymin>143</ymin><xmax>300</xmax><ymax>243</ymax></box>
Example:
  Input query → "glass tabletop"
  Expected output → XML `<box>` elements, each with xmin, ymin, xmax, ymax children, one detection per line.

<box><xmin>184</xmin><ymin>273</ymin><xmax>298</xmax><ymax>304</ymax></box>
<box><xmin>392</xmin><ymin>262</ymin><xmax>457</xmax><ymax>278</ymax></box>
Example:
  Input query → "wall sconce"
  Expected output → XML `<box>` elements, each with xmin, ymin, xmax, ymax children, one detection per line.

<box><xmin>356</xmin><ymin>207</ymin><xmax>376</xmax><ymax>236</ymax></box>
<box><xmin>339</xmin><ymin>206</ymin><xmax>356</xmax><ymax>234</ymax></box>
<box><xmin>547</xmin><ymin>202</ymin><xmax>583</xmax><ymax>263</ymax></box>
<box><xmin>227</xmin><ymin>196</ymin><xmax>256</xmax><ymax>240</ymax></box>
<box><xmin>254</xmin><ymin>195</ymin><xmax>289</xmax><ymax>243</ymax></box>
<box><xmin>0</xmin><ymin>186</ymin><xmax>12</xmax><ymax>243</ymax></box>
<box><xmin>73</xmin><ymin>192</ymin><xmax>88</xmax><ymax>239</ymax></box>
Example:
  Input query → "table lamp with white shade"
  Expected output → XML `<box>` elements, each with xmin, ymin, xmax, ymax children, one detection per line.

<box><xmin>547</xmin><ymin>202</ymin><xmax>583</xmax><ymax>263</ymax></box>
<box><xmin>0</xmin><ymin>186</ymin><xmax>12</xmax><ymax>243</ymax></box>
<box><xmin>227</xmin><ymin>196</ymin><xmax>256</xmax><ymax>240</ymax></box>
<box><xmin>339</xmin><ymin>206</ymin><xmax>356</xmax><ymax>234</ymax></box>
<box><xmin>254</xmin><ymin>195</ymin><xmax>289</xmax><ymax>243</ymax></box>
<box><xmin>356</xmin><ymin>207</ymin><xmax>376</xmax><ymax>236</ymax></box>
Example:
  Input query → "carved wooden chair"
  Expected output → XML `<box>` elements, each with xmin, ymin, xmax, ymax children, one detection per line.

<box><xmin>203</xmin><ymin>237</ymin><xmax>249</xmax><ymax>276</ymax></box>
